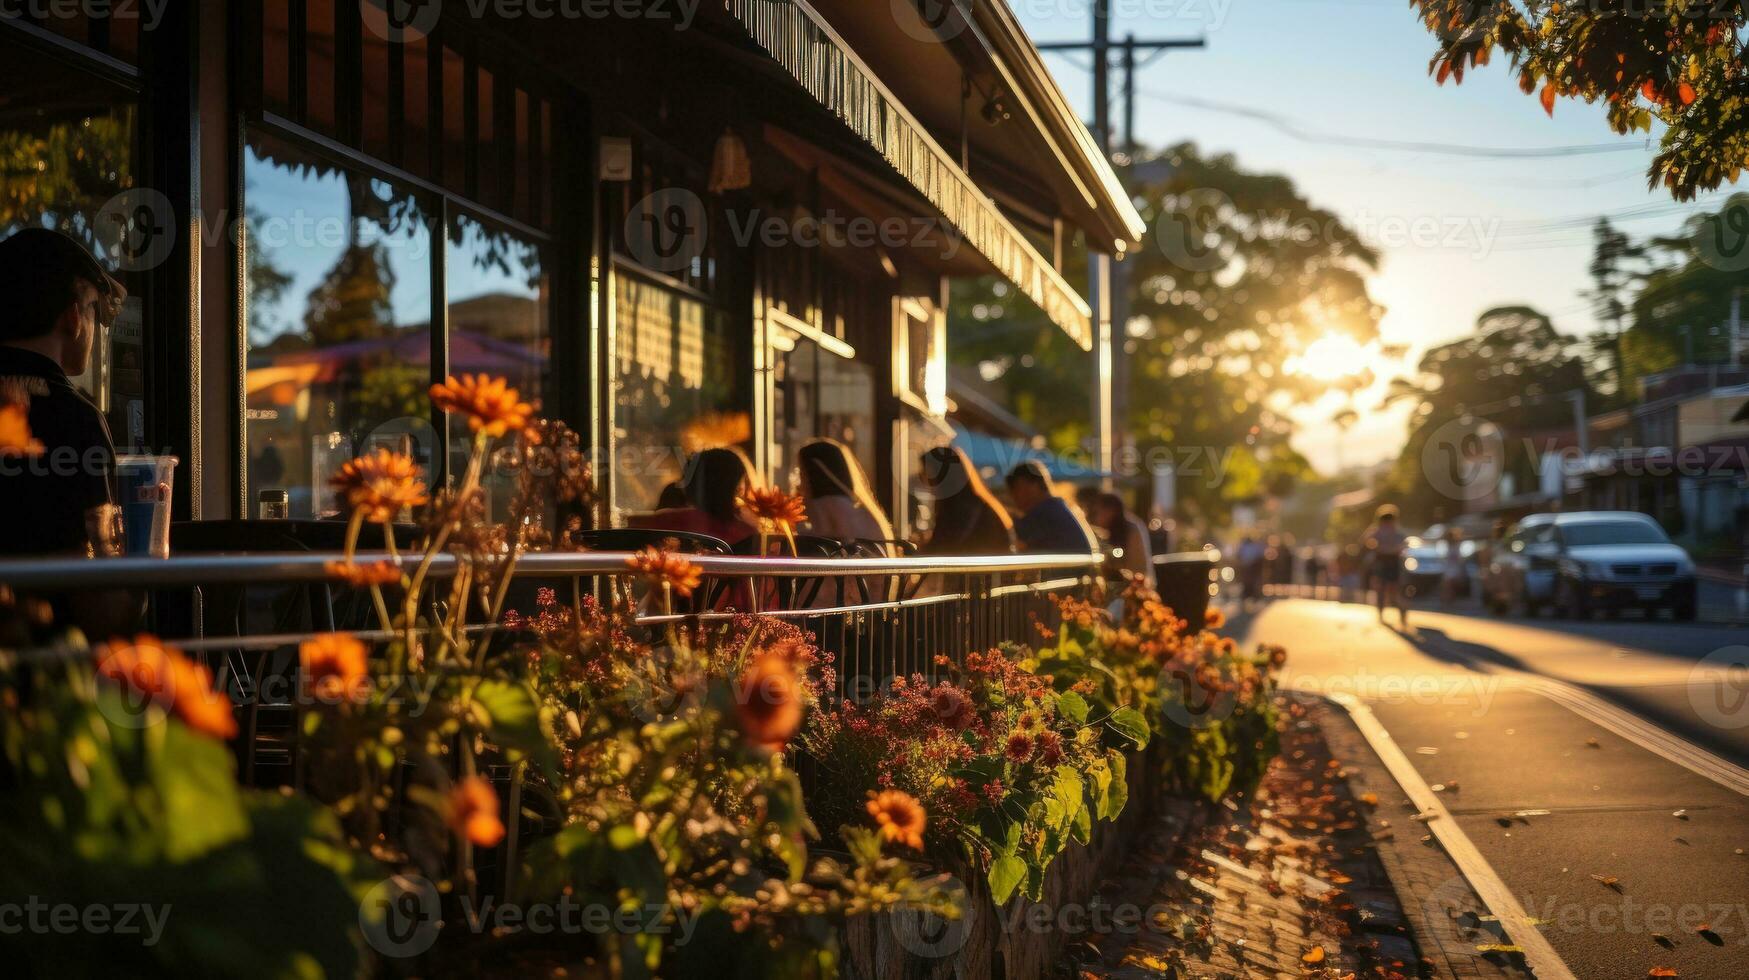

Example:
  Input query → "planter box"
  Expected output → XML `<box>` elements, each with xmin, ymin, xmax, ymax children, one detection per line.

<box><xmin>838</xmin><ymin>743</ymin><xmax>1190</xmax><ymax>979</ymax></box>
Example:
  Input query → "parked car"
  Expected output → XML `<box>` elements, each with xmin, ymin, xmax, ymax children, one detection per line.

<box><xmin>1486</xmin><ymin>511</ymin><xmax>1697</xmax><ymax>620</ymax></box>
<box><xmin>1401</xmin><ymin>528</ymin><xmax>1476</xmax><ymax>600</ymax></box>
<box><xmin>1481</xmin><ymin>514</ymin><xmax>1558</xmax><ymax>616</ymax></box>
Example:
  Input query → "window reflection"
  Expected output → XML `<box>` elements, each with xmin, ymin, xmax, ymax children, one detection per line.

<box><xmin>0</xmin><ymin>36</ymin><xmax>145</xmax><ymax>450</ymax></box>
<box><xmin>244</xmin><ymin>130</ymin><xmax>433</xmax><ymax>519</ymax></box>
<box><xmin>447</xmin><ymin>213</ymin><xmax>549</xmax><ymax>518</ymax></box>
<box><xmin>614</xmin><ymin>269</ymin><xmax>741</xmax><ymax>516</ymax></box>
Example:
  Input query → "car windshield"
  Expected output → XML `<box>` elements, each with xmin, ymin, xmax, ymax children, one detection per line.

<box><xmin>1561</xmin><ymin>521</ymin><xmax>1669</xmax><ymax>547</ymax></box>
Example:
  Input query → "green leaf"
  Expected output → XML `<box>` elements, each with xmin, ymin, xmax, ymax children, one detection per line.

<box><xmin>1104</xmin><ymin>749</ymin><xmax>1129</xmax><ymax>817</ymax></box>
<box><xmin>1107</xmin><ymin>707</ymin><xmax>1151</xmax><ymax>748</ymax></box>
<box><xmin>471</xmin><ymin>679</ymin><xmax>557</xmax><ymax>777</ymax></box>
<box><xmin>149</xmin><ymin>718</ymin><xmax>249</xmax><ymax>862</ymax></box>
<box><xmin>1056</xmin><ymin>690</ymin><xmax>1089</xmax><ymax>725</ymax></box>
<box><xmin>988</xmin><ymin>854</ymin><xmax>1027</xmax><ymax>905</ymax></box>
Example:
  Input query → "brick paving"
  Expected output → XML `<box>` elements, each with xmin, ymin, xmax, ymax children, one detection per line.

<box><xmin>1072</xmin><ymin>697</ymin><xmax>1536</xmax><ymax>980</ymax></box>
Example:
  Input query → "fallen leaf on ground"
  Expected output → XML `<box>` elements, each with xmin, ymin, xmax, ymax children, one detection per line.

<box><xmin>1648</xmin><ymin>968</ymin><xmax>1677</xmax><ymax>978</ymax></box>
<box><xmin>1591</xmin><ymin>873</ymin><xmax>1622</xmax><ymax>891</ymax></box>
<box><xmin>1301</xmin><ymin>944</ymin><xmax>1325</xmax><ymax>964</ymax></box>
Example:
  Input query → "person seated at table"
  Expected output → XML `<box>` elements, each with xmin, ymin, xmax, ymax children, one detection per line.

<box><xmin>1004</xmin><ymin>461</ymin><xmax>1097</xmax><ymax>554</ymax></box>
<box><xmin>629</xmin><ymin>447</ymin><xmax>757</xmax><ymax>547</ymax></box>
<box><xmin>654</xmin><ymin>480</ymin><xmax>688</xmax><ymax>510</ymax></box>
<box><xmin>917</xmin><ymin>446</ymin><xmax>1014</xmax><ymax>556</ymax></box>
<box><xmin>796</xmin><ymin>438</ymin><xmax>892</xmax><ymax>549</ymax></box>
<box><xmin>1091</xmin><ymin>491</ymin><xmax>1153</xmax><ymax>585</ymax></box>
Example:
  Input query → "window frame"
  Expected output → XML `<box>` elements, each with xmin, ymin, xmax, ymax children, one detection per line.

<box><xmin>234</xmin><ymin>112</ymin><xmax>557</xmax><ymax>515</ymax></box>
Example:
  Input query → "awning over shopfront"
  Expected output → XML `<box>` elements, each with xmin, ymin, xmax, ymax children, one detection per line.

<box><xmin>951</xmin><ymin>422</ymin><xmax>1110</xmax><ymax>486</ymax></box>
<box><xmin>726</xmin><ymin>0</ymin><xmax>1096</xmax><ymax>350</ymax></box>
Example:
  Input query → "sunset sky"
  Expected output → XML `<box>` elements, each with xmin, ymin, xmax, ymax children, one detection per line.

<box><xmin>1018</xmin><ymin>0</ymin><xmax>1735</xmax><ymax>475</ymax></box>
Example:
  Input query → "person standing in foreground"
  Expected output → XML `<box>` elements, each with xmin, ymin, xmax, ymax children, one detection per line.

<box><xmin>1363</xmin><ymin>504</ymin><xmax>1410</xmax><ymax>626</ymax></box>
<box><xmin>1004</xmin><ymin>461</ymin><xmax>1098</xmax><ymax>554</ymax></box>
<box><xmin>0</xmin><ymin>228</ymin><xmax>124</xmax><ymax>558</ymax></box>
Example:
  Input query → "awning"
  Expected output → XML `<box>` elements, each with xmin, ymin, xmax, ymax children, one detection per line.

<box><xmin>727</xmin><ymin>0</ymin><xmax>1094</xmax><ymax>350</ymax></box>
<box><xmin>951</xmin><ymin>422</ymin><xmax>1109</xmax><ymax>486</ymax></box>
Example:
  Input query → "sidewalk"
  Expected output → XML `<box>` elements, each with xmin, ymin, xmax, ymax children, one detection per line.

<box><xmin>1072</xmin><ymin>696</ymin><xmax>1534</xmax><ymax>980</ymax></box>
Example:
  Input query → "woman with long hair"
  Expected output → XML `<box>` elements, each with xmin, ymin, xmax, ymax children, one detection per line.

<box><xmin>796</xmin><ymin>438</ymin><xmax>894</xmax><ymax>547</ymax></box>
<box><xmin>629</xmin><ymin>446</ymin><xmax>758</xmax><ymax>546</ymax></box>
<box><xmin>1091</xmin><ymin>491</ymin><xmax>1152</xmax><ymax>584</ymax></box>
<box><xmin>917</xmin><ymin>446</ymin><xmax>1015</xmax><ymax>556</ymax></box>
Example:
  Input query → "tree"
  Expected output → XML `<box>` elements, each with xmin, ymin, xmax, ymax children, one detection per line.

<box><xmin>1410</xmin><ymin>0</ymin><xmax>1746</xmax><ymax>200</ymax></box>
<box><xmin>1381</xmin><ymin>305</ymin><xmax>1591</xmax><ymax>523</ymax></box>
<box><xmin>1620</xmin><ymin>192</ymin><xmax>1749</xmax><ymax>381</ymax></box>
<box><xmin>951</xmin><ymin>143</ymin><xmax>1383</xmax><ymax>522</ymax></box>
<box><xmin>1583</xmin><ymin>217</ymin><xmax>1645</xmax><ymax>401</ymax></box>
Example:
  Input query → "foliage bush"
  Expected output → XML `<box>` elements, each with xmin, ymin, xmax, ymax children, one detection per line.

<box><xmin>0</xmin><ymin>376</ymin><xmax>1286</xmax><ymax>977</ymax></box>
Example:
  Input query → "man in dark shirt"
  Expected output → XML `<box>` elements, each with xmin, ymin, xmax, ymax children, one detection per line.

<box><xmin>1005</xmin><ymin>461</ymin><xmax>1098</xmax><ymax>554</ymax></box>
<box><xmin>0</xmin><ymin>228</ymin><xmax>125</xmax><ymax>558</ymax></box>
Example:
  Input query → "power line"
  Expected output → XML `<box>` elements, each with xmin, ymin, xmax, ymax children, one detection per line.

<box><xmin>1135</xmin><ymin>89</ymin><xmax>1651</xmax><ymax>159</ymax></box>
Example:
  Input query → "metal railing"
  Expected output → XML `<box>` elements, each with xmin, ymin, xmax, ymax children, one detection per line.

<box><xmin>0</xmin><ymin>549</ymin><xmax>1102</xmax><ymax>697</ymax></box>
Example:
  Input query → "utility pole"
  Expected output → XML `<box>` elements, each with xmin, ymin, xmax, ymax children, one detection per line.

<box><xmin>1039</xmin><ymin>25</ymin><xmax>1203</xmax><ymax>493</ymax></box>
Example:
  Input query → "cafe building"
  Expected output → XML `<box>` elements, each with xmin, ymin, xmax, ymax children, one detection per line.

<box><xmin>0</xmin><ymin>0</ymin><xmax>1143</xmax><ymax>537</ymax></box>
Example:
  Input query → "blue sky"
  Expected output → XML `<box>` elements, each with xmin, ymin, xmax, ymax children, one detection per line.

<box><xmin>1015</xmin><ymin>0</ymin><xmax>1733</xmax><ymax>473</ymax></box>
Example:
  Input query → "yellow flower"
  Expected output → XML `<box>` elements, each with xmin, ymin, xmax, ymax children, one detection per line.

<box><xmin>866</xmin><ymin>789</ymin><xmax>927</xmax><ymax>850</ymax></box>
<box><xmin>0</xmin><ymin>403</ymin><xmax>43</xmax><ymax>456</ymax></box>
<box><xmin>330</xmin><ymin>449</ymin><xmax>429</xmax><ymax>523</ymax></box>
<box><xmin>300</xmin><ymin>633</ymin><xmax>370</xmax><ymax>703</ymax></box>
<box><xmin>429</xmin><ymin>374</ymin><xmax>533</xmax><ymax>438</ymax></box>
<box><xmin>446</xmin><ymin>776</ymin><xmax>505</xmax><ymax>847</ymax></box>
<box><xmin>626</xmin><ymin>546</ymin><xmax>704</xmax><ymax>598</ymax></box>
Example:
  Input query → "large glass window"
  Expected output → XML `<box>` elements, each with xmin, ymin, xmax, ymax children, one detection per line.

<box><xmin>613</xmin><ymin>268</ymin><xmax>741</xmax><ymax>516</ymax></box>
<box><xmin>447</xmin><ymin>212</ymin><xmax>549</xmax><ymax>517</ymax></box>
<box><xmin>243</xmin><ymin>130</ymin><xmax>434</xmax><ymax>519</ymax></box>
<box><xmin>771</xmin><ymin>334</ymin><xmax>874</xmax><ymax>493</ymax></box>
<box><xmin>0</xmin><ymin>34</ymin><xmax>147</xmax><ymax>449</ymax></box>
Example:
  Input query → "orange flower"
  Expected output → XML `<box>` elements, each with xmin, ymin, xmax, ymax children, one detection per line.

<box><xmin>0</xmin><ymin>403</ymin><xmax>43</xmax><ymax>456</ymax></box>
<box><xmin>739</xmin><ymin>486</ymin><xmax>806</xmax><ymax>529</ymax></box>
<box><xmin>324</xmin><ymin>559</ymin><xmax>402</xmax><ymax>588</ymax></box>
<box><xmin>736</xmin><ymin>649</ymin><xmax>803</xmax><ymax>751</ymax></box>
<box><xmin>301</xmin><ymin>633</ymin><xmax>370</xmax><ymax>703</ymax></box>
<box><xmin>866</xmin><ymin>789</ymin><xmax>926</xmax><ymax>850</ymax></box>
<box><xmin>1202</xmin><ymin>607</ymin><xmax>1226</xmax><ymax>630</ymax></box>
<box><xmin>679</xmin><ymin>411</ymin><xmax>752</xmax><ymax>453</ymax></box>
<box><xmin>429</xmin><ymin>374</ymin><xmax>533</xmax><ymax>438</ymax></box>
<box><xmin>330</xmin><ymin>449</ymin><xmax>428</xmax><ymax>522</ymax></box>
<box><xmin>626</xmin><ymin>546</ymin><xmax>703</xmax><ymax>598</ymax></box>
<box><xmin>95</xmin><ymin>635</ymin><xmax>237</xmax><ymax>739</ymax></box>
<box><xmin>446</xmin><ymin>776</ymin><xmax>505</xmax><ymax>847</ymax></box>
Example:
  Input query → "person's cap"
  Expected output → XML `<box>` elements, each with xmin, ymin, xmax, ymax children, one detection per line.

<box><xmin>0</xmin><ymin>227</ymin><xmax>127</xmax><ymax>323</ymax></box>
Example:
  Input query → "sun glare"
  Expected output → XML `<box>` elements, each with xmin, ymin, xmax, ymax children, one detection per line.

<box><xmin>1290</xmin><ymin>333</ymin><xmax>1369</xmax><ymax>382</ymax></box>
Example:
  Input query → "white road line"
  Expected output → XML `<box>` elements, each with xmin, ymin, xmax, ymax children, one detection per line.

<box><xmin>1510</xmin><ymin>674</ymin><xmax>1749</xmax><ymax>797</ymax></box>
<box><xmin>1392</xmin><ymin>621</ymin><xmax>1749</xmax><ymax>797</ymax></box>
<box><xmin>1327</xmin><ymin>691</ymin><xmax>1578</xmax><ymax>980</ymax></box>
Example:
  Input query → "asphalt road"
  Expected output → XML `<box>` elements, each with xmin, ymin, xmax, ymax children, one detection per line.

<box><xmin>1237</xmin><ymin>596</ymin><xmax>1749</xmax><ymax>980</ymax></box>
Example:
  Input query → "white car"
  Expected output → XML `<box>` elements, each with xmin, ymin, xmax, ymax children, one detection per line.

<box><xmin>1543</xmin><ymin>512</ymin><xmax>1698</xmax><ymax>620</ymax></box>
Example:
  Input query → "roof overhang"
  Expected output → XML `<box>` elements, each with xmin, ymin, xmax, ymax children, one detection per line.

<box><xmin>726</xmin><ymin>0</ymin><xmax>1094</xmax><ymax>348</ymax></box>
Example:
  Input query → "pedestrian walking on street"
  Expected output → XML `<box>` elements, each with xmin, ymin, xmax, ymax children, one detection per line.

<box><xmin>1363</xmin><ymin>505</ymin><xmax>1409</xmax><ymax>626</ymax></box>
